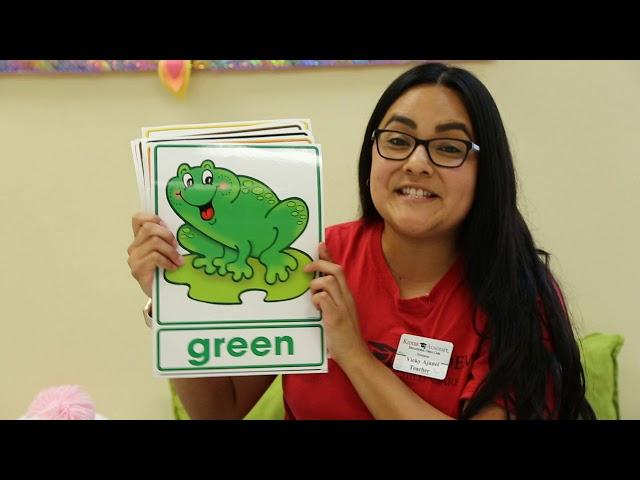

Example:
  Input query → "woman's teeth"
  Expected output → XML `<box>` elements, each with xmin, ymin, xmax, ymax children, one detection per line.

<box><xmin>400</xmin><ymin>187</ymin><xmax>437</xmax><ymax>198</ymax></box>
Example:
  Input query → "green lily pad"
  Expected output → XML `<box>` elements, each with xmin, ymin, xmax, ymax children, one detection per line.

<box><xmin>164</xmin><ymin>248</ymin><xmax>313</xmax><ymax>305</ymax></box>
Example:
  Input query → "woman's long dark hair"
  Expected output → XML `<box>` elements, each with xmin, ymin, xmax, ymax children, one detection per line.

<box><xmin>358</xmin><ymin>62</ymin><xmax>594</xmax><ymax>419</ymax></box>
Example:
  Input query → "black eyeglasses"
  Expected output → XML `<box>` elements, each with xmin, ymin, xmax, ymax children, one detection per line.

<box><xmin>371</xmin><ymin>129</ymin><xmax>480</xmax><ymax>168</ymax></box>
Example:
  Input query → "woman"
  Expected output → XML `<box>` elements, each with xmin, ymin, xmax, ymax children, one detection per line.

<box><xmin>127</xmin><ymin>62</ymin><xmax>594</xmax><ymax>419</ymax></box>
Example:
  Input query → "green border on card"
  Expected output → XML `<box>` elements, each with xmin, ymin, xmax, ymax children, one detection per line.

<box><xmin>156</xmin><ymin>324</ymin><xmax>325</xmax><ymax>371</ymax></box>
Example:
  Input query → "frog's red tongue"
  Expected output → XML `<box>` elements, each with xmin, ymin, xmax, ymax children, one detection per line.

<box><xmin>200</xmin><ymin>204</ymin><xmax>215</xmax><ymax>221</ymax></box>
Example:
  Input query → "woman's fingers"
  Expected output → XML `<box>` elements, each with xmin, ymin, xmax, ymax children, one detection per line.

<box><xmin>305</xmin><ymin>243</ymin><xmax>352</xmax><ymax>308</ymax></box>
<box><xmin>132</xmin><ymin>212</ymin><xmax>163</xmax><ymax>235</ymax></box>
<box><xmin>128</xmin><ymin>215</ymin><xmax>183</xmax><ymax>298</ymax></box>
<box><xmin>136</xmin><ymin>250</ymin><xmax>181</xmax><ymax>273</ymax></box>
<box><xmin>318</xmin><ymin>242</ymin><xmax>333</xmax><ymax>262</ymax></box>
<box><xmin>129</xmin><ymin>220</ymin><xmax>178</xmax><ymax>252</ymax></box>
<box><xmin>131</xmin><ymin>213</ymin><xmax>177</xmax><ymax>245</ymax></box>
<box><xmin>130</xmin><ymin>234</ymin><xmax>184</xmax><ymax>269</ymax></box>
<box><xmin>128</xmin><ymin>246</ymin><xmax>181</xmax><ymax>298</ymax></box>
<box><xmin>309</xmin><ymin>274</ymin><xmax>343</xmax><ymax>304</ymax></box>
<box><xmin>305</xmin><ymin>259</ymin><xmax>350</xmax><ymax>296</ymax></box>
<box><xmin>311</xmin><ymin>291</ymin><xmax>337</xmax><ymax>317</ymax></box>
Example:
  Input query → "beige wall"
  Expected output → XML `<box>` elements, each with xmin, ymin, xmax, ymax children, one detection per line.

<box><xmin>1</xmin><ymin>60</ymin><xmax>637</xmax><ymax>419</ymax></box>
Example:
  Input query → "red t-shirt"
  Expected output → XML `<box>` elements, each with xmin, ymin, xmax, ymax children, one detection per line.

<box><xmin>284</xmin><ymin>219</ymin><xmax>513</xmax><ymax>419</ymax></box>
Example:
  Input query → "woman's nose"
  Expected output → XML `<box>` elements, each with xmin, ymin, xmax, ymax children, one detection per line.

<box><xmin>403</xmin><ymin>144</ymin><xmax>434</xmax><ymax>176</ymax></box>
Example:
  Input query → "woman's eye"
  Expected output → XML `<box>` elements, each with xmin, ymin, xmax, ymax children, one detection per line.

<box><xmin>439</xmin><ymin>144</ymin><xmax>463</xmax><ymax>154</ymax></box>
<box><xmin>386</xmin><ymin>135</ymin><xmax>413</xmax><ymax>148</ymax></box>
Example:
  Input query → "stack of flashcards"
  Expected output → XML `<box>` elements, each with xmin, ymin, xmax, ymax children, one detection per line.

<box><xmin>131</xmin><ymin>119</ymin><xmax>327</xmax><ymax>377</ymax></box>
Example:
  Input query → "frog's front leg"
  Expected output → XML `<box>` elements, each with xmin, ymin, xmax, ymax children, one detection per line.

<box><xmin>259</xmin><ymin>198</ymin><xmax>308</xmax><ymax>284</ymax></box>
<box><xmin>212</xmin><ymin>246</ymin><xmax>237</xmax><ymax>276</ymax></box>
<box><xmin>177</xmin><ymin>224</ymin><xmax>224</xmax><ymax>275</ymax></box>
<box><xmin>226</xmin><ymin>240</ymin><xmax>254</xmax><ymax>281</ymax></box>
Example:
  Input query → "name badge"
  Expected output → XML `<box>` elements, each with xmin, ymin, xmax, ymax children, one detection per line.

<box><xmin>393</xmin><ymin>333</ymin><xmax>454</xmax><ymax>380</ymax></box>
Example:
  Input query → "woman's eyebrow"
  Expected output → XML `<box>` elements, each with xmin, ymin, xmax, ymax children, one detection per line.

<box><xmin>383</xmin><ymin>115</ymin><xmax>417</xmax><ymax>129</ymax></box>
<box><xmin>384</xmin><ymin>116</ymin><xmax>473</xmax><ymax>139</ymax></box>
<box><xmin>435</xmin><ymin>121</ymin><xmax>472</xmax><ymax>139</ymax></box>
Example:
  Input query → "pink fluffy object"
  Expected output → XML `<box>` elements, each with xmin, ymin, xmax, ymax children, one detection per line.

<box><xmin>23</xmin><ymin>385</ymin><xmax>97</xmax><ymax>420</ymax></box>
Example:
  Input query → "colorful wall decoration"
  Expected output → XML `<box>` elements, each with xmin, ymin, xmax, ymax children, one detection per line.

<box><xmin>0</xmin><ymin>60</ymin><xmax>422</xmax><ymax>97</ymax></box>
<box><xmin>0</xmin><ymin>60</ymin><xmax>419</xmax><ymax>74</ymax></box>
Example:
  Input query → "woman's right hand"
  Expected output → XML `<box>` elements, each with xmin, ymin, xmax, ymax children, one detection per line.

<box><xmin>127</xmin><ymin>212</ymin><xmax>184</xmax><ymax>298</ymax></box>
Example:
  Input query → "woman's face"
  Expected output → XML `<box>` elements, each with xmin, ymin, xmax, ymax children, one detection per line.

<box><xmin>370</xmin><ymin>84</ymin><xmax>479</xmax><ymax>240</ymax></box>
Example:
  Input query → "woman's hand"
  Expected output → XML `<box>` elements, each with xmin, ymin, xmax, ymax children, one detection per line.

<box><xmin>127</xmin><ymin>213</ymin><xmax>183</xmax><ymax>298</ymax></box>
<box><xmin>304</xmin><ymin>243</ymin><xmax>370</xmax><ymax>367</ymax></box>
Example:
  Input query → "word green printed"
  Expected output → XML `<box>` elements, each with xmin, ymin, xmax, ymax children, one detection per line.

<box><xmin>188</xmin><ymin>335</ymin><xmax>295</xmax><ymax>366</ymax></box>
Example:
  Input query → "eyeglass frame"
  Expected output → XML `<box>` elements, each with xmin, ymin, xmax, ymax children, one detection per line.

<box><xmin>371</xmin><ymin>128</ymin><xmax>480</xmax><ymax>168</ymax></box>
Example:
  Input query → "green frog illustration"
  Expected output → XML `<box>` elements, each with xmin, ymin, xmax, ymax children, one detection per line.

<box><xmin>166</xmin><ymin>159</ymin><xmax>309</xmax><ymax>285</ymax></box>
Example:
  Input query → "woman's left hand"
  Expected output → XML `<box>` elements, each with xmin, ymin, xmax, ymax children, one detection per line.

<box><xmin>304</xmin><ymin>243</ymin><xmax>371</xmax><ymax>367</ymax></box>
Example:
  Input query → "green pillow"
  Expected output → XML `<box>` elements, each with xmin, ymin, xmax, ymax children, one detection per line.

<box><xmin>171</xmin><ymin>375</ymin><xmax>284</xmax><ymax>420</ymax></box>
<box><xmin>579</xmin><ymin>333</ymin><xmax>624</xmax><ymax>420</ymax></box>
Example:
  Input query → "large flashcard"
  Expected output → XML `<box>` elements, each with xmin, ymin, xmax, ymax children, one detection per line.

<box><xmin>147</xmin><ymin>139</ymin><xmax>326</xmax><ymax>377</ymax></box>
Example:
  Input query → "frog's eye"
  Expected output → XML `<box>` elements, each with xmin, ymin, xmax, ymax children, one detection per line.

<box><xmin>182</xmin><ymin>173</ymin><xmax>194</xmax><ymax>188</ymax></box>
<box><xmin>202</xmin><ymin>170</ymin><xmax>213</xmax><ymax>185</ymax></box>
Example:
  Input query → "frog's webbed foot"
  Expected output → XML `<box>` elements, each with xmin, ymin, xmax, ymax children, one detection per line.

<box><xmin>226</xmin><ymin>261</ymin><xmax>254</xmax><ymax>282</ymax></box>
<box><xmin>212</xmin><ymin>258</ymin><xmax>229</xmax><ymax>276</ymax></box>
<box><xmin>192</xmin><ymin>256</ymin><xmax>217</xmax><ymax>275</ymax></box>
<box><xmin>178</xmin><ymin>224</ymin><xmax>226</xmax><ymax>276</ymax></box>
<box><xmin>211</xmin><ymin>247</ymin><xmax>237</xmax><ymax>276</ymax></box>
<box><xmin>260</xmin><ymin>251</ymin><xmax>298</xmax><ymax>285</ymax></box>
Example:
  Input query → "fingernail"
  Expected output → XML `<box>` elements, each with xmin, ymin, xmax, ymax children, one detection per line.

<box><xmin>177</xmin><ymin>256</ymin><xmax>184</xmax><ymax>265</ymax></box>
